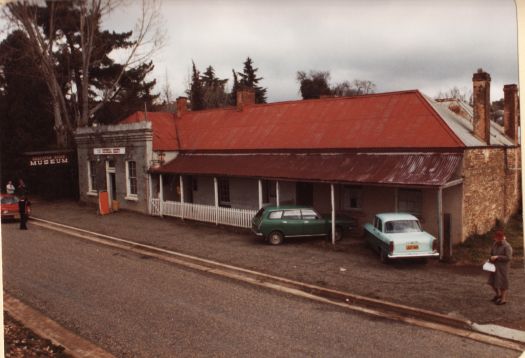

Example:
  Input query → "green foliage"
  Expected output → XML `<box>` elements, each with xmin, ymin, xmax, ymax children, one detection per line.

<box><xmin>0</xmin><ymin>31</ymin><xmax>55</xmax><ymax>183</ymax></box>
<box><xmin>296</xmin><ymin>70</ymin><xmax>332</xmax><ymax>99</ymax></box>
<box><xmin>187</xmin><ymin>62</ymin><xmax>229</xmax><ymax>110</ymax></box>
<box><xmin>452</xmin><ymin>214</ymin><xmax>523</xmax><ymax>265</ymax></box>
<box><xmin>188</xmin><ymin>61</ymin><xmax>204</xmax><ymax>111</ymax></box>
<box><xmin>238</xmin><ymin>57</ymin><xmax>267</xmax><ymax>104</ymax></box>
<box><xmin>297</xmin><ymin>70</ymin><xmax>376</xmax><ymax>100</ymax></box>
<box><xmin>229</xmin><ymin>69</ymin><xmax>239</xmax><ymax>106</ymax></box>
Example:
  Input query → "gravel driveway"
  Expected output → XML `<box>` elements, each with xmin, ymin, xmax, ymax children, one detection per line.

<box><xmin>27</xmin><ymin>199</ymin><xmax>525</xmax><ymax>330</ymax></box>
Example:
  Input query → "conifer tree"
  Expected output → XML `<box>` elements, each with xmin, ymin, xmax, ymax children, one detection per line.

<box><xmin>229</xmin><ymin>69</ymin><xmax>240</xmax><ymax>105</ymax></box>
<box><xmin>188</xmin><ymin>61</ymin><xmax>205</xmax><ymax>111</ymax></box>
<box><xmin>238</xmin><ymin>57</ymin><xmax>267</xmax><ymax>104</ymax></box>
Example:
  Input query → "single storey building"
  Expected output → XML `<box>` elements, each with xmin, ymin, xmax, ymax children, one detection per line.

<box><xmin>75</xmin><ymin>69</ymin><xmax>521</xmax><ymax>257</ymax></box>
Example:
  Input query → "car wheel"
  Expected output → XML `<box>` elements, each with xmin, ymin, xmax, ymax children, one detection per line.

<box><xmin>334</xmin><ymin>226</ymin><xmax>343</xmax><ymax>241</ymax></box>
<box><xmin>380</xmin><ymin>247</ymin><xmax>389</xmax><ymax>263</ymax></box>
<box><xmin>268</xmin><ymin>231</ymin><xmax>284</xmax><ymax>245</ymax></box>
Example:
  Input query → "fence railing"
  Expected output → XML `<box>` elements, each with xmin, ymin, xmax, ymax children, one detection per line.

<box><xmin>149</xmin><ymin>199</ymin><xmax>257</xmax><ymax>229</ymax></box>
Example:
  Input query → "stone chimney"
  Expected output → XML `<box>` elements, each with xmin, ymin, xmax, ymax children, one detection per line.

<box><xmin>176</xmin><ymin>97</ymin><xmax>188</xmax><ymax>118</ymax></box>
<box><xmin>236</xmin><ymin>88</ymin><xmax>255</xmax><ymax>111</ymax></box>
<box><xmin>503</xmin><ymin>84</ymin><xmax>519</xmax><ymax>143</ymax></box>
<box><xmin>472</xmin><ymin>69</ymin><xmax>491</xmax><ymax>144</ymax></box>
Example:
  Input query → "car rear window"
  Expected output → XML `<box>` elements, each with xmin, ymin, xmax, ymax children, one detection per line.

<box><xmin>282</xmin><ymin>210</ymin><xmax>301</xmax><ymax>220</ymax></box>
<box><xmin>268</xmin><ymin>210</ymin><xmax>283</xmax><ymax>219</ymax></box>
<box><xmin>384</xmin><ymin>220</ymin><xmax>421</xmax><ymax>233</ymax></box>
<box><xmin>301</xmin><ymin>209</ymin><xmax>319</xmax><ymax>220</ymax></box>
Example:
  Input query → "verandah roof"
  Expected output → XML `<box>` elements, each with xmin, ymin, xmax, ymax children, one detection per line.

<box><xmin>151</xmin><ymin>152</ymin><xmax>462</xmax><ymax>187</ymax></box>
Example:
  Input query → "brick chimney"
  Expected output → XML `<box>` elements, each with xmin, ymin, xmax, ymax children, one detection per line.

<box><xmin>503</xmin><ymin>84</ymin><xmax>519</xmax><ymax>143</ymax></box>
<box><xmin>236</xmin><ymin>88</ymin><xmax>255</xmax><ymax>111</ymax></box>
<box><xmin>472</xmin><ymin>69</ymin><xmax>491</xmax><ymax>144</ymax></box>
<box><xmin>176</xmin><ymin>97</ymin><xmax>188</xmax><ymax>118</ymax></box>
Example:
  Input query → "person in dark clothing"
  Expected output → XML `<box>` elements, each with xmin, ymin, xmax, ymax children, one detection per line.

<box><xmin>18</xmin><ymin>195</ymin><xmax>30</xmax><ymax>230</ymax></box>
<box><xmin>16</xmin><ymin>179</ymin><xmax>27</xmax><ymax>196</ymax></box>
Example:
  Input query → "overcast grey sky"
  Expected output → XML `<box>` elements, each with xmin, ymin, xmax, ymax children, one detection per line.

<box><xmin>98</xmin><ymin>0</ymin><xmax>519</xmax><ymax>103</ymax></box>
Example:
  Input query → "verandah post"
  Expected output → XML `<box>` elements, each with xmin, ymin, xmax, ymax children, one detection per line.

<box><xmin>180</xmin><ymin>175</ymin><xmax>184</xmax><ymax>219</ymax></box>
<box><xmin>276</xmin><ymin>181</ymin><xmax>280</xmax><ymax>206</ymax></box>
<box><xmin>159</xmin><ymin>174</ymin><xmax>164</xmax><ymax>217</ymax></box>
<box><xmin>331</xmin><ymin>183</ymin><xmax>335</xmax><ymax>245</ymax></box>
<box><xmin>258</xmin><ymin>179</ymin><xmax>263</xmax><ymax>208</ymax></box>
<box><xmin>214</xmin><ymin>177</ymin><xmax>219</xmax><ymax>225</ymax></box>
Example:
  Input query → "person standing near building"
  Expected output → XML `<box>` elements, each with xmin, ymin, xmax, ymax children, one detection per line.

<box><xmin>18</xmin><ymin>195</ymin><xmax>30</xmax><ymax>230</ymax></box>
<box><xmin>6</xmin><ymin>180</ymin><xmax>15</xmax><ymax>194</ymax></box>
<box><xmin>16</xmin><ymin>179</ymin><xmax>27</xmax><ymax>196</ymax></box>
<box><xmin>488</xmin><ymin>230</ymin><xmax>513</xmax><ymax>305</ymax></box>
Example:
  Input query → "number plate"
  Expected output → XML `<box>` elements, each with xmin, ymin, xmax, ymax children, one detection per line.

<box><xmin>406</xmin><ymin>244</ymin><xmax>419</xmax><ymax>250</ymax></box>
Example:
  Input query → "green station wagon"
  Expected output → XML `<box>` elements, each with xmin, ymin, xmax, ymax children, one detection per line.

<box><xmin>251</xmin><ymin>205</ymin><xmax>356</xmax><ymax>245</ymax></box>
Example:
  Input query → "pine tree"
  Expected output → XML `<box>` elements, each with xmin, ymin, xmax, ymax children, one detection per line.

<box><xmin>200</xmin><ymin>66</ymin><xmax>228</xmax><ymax>109</ymax></box>
<box><xmin>238</xmin><ymin>57</ymin><xmax>267</xmax><ymax>104</ymax></box>
<box><xmin>95</xmin><ymin>61</ymin><xmax>159</xmax><ymax>123</ymax></box>
<box><xmin>188</xmin><ymin>61</ymin><xmax>205</xmax><ymax>111</ymax></box>
<box><xmin>229</xmin><ymin>69</ymin><xmax>240</xmax><ymax>105</ymax></box>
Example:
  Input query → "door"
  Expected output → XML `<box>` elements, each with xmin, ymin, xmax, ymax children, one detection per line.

<box><xmin>281</xmin><ymin>209</ymin><xmax>303</xmax><ymax>236</ymax></box>
<box><xmin>301</xmin><ymin>208</ymin><xmax>326</xmax><ymax>235</ymax></box>
<box><xmin>109</xmin><ymin>173</ymin><xmax>117</xmax><ymax>200</ymax></box>
<box><xmin>296</xmin><ymin>182</ymin><xmax>313</xmax><ymax>206</ymax></box>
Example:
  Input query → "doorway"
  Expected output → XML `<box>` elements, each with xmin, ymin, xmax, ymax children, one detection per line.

<box><xmin>106</xmin><ymin>160</ymin><xmax>117</xmax><ymax>201</ymax></box>
<box><xmin>296</xmin><ymin>182</ymin><xmax>313</xmax><ymax>206</ymax></box>
<box><xmin>109</xmin><ymin>173</ymin><xmax>117</xmax><ymax>200</ymax></box>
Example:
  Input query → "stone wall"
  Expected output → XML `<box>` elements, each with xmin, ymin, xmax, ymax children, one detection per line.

<box><xmin>462</xmin><ymin>147</ymin><xmax>521</xmax><ymax>238</ymax></box>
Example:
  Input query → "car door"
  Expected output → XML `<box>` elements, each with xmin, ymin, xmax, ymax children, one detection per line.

<box><xmin>281</xmin><ymin>209</ymin><xmax>303</xmax><ymax>236</ymax></box>
<box><xmin>301</xmin><ymin>209</ymin><xmax>326</xmax><ymax>235</ymax></box>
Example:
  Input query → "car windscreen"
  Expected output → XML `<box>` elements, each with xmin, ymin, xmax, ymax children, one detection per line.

<box><xmin>384</xmin><ymin>220</ymin><xmax>421</xmax><ymax>233</ymax></box>
<box><xmin>1</xmin><ymin>196</ymin><xmax>18</xmax><ymax>205</ymax></box>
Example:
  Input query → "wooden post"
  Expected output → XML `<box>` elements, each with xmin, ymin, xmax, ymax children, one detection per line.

<box><xmin>159</xmin><ymin>174</ymin><xmax>164</xmax><ymax>217</ymax></box>
<box><xmin>258</xmin><ymin>179</ymin><xmax>263</xmax><ymax>209</ymax></box>
<box><xmin>214</xmin><ymin>177</ymin><xmax>219</xmax><ymax>225</ymax></box>
<box><xmin>180</xmin><ymin>175</ymin><xmax>184</xmax><ymax>219</ymax></box>
<box><xmin>148</xmin><ymin>174</ymin><xmax>153</xmax><ymax>214</ymax></box>
<box><xmin>331</xmin><ymin>184</ymin><xmax>335</xmax><ymax>245</ymax></box>
<box><xmin>276</xmin><ymin>181</ymin><xmax>280</xmax><ymax>206</ymax></box>
<box><xmin>437</xmin><ymin>187</ymin><xmax>443</xmax><ymax>260</ymax></box>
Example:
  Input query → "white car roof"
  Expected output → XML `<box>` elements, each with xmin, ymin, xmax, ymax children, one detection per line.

<box><xmin>376</xmin><ymin>213</ymin><xmax>419</xmax><ymax>222</ymax></box>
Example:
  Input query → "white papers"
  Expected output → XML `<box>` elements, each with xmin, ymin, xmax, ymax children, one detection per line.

<box><xmin>483</xmin><ymin>261</ymin><xmax>496</xmax><ymax>272</ymax></box>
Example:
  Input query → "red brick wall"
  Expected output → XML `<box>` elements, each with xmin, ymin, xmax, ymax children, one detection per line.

<box><xmin>462</xmin><ymin>147</ymin><xmax>521</xmax><ymax>239</ymax></box>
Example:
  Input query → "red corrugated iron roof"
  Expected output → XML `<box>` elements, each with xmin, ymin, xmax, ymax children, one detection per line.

<box><xmin>120</xmin><ymin>111</ymin><xmax>179</xmax><ymax>151</ymax></box>
<box><xmin>175</xmin><ymin>91</ymin><xmax>464</xmax><ymax>150</ymax></box>
<box><xmin>120</xmin><ymin>90</ymin><xmax>465</xmax><ymax>152</ymax></box>
<box><xmin>152</xmin><ymin>152</ymin><xmax>462</xmax><ymax>187</ymax></box>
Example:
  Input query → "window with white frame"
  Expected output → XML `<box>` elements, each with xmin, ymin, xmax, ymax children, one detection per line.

<box><xmin>342</xmin><ymin>185</ymin><xmax>362</xmax><ymax>210</ymax></box>
<box><xmin>87</xmin><ymin>160</ymin><xmax>97</xmax><ymax>194</ymax></box>
<box><xmin>398</xmin><ymin>189</ymin><xmax>422</xmax><ymax>216</ymax></box>
<box><xmin>126</xmin><ymin>160</ymin><xmax>138</xmax><ymax>199</ymax></box>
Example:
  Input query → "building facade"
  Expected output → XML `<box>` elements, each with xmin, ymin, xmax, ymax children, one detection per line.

<box><xmin>75</xmin><ymin>70</ymin><xmax>521</xmax><ymax>257</ymax></box>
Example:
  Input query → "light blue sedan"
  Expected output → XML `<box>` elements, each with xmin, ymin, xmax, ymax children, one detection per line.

<box><xmin>364</xmin><ymin>213</ymin><xmax>439</xmax><ymax>262</ymax></box>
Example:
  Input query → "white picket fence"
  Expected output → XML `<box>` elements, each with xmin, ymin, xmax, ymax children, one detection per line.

<box><xmin>150</xmin><ymin>198</ymin><xmax>257</xmax><ymax>229</ymax></box>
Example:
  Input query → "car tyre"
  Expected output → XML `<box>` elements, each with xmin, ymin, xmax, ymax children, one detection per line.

<box><xmin>268</xmin><ymin>231</ymin><xmax>284</xmax><ymax>245</ymax></box>
<box><xmin>380</xmin><ymin>247</ymin><xmax>389</xmax><ymax>263</ymax></box>
<box><xmin>330</xmin><ymin>226</ymin><xmax>343</xmax><ymax>241</ymax></box>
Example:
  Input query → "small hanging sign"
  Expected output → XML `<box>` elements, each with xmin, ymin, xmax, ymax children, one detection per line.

<box><xmin>94</xmin><ymin>147</ymin><xmax>126</xmax><ymax>155</ymax></box>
